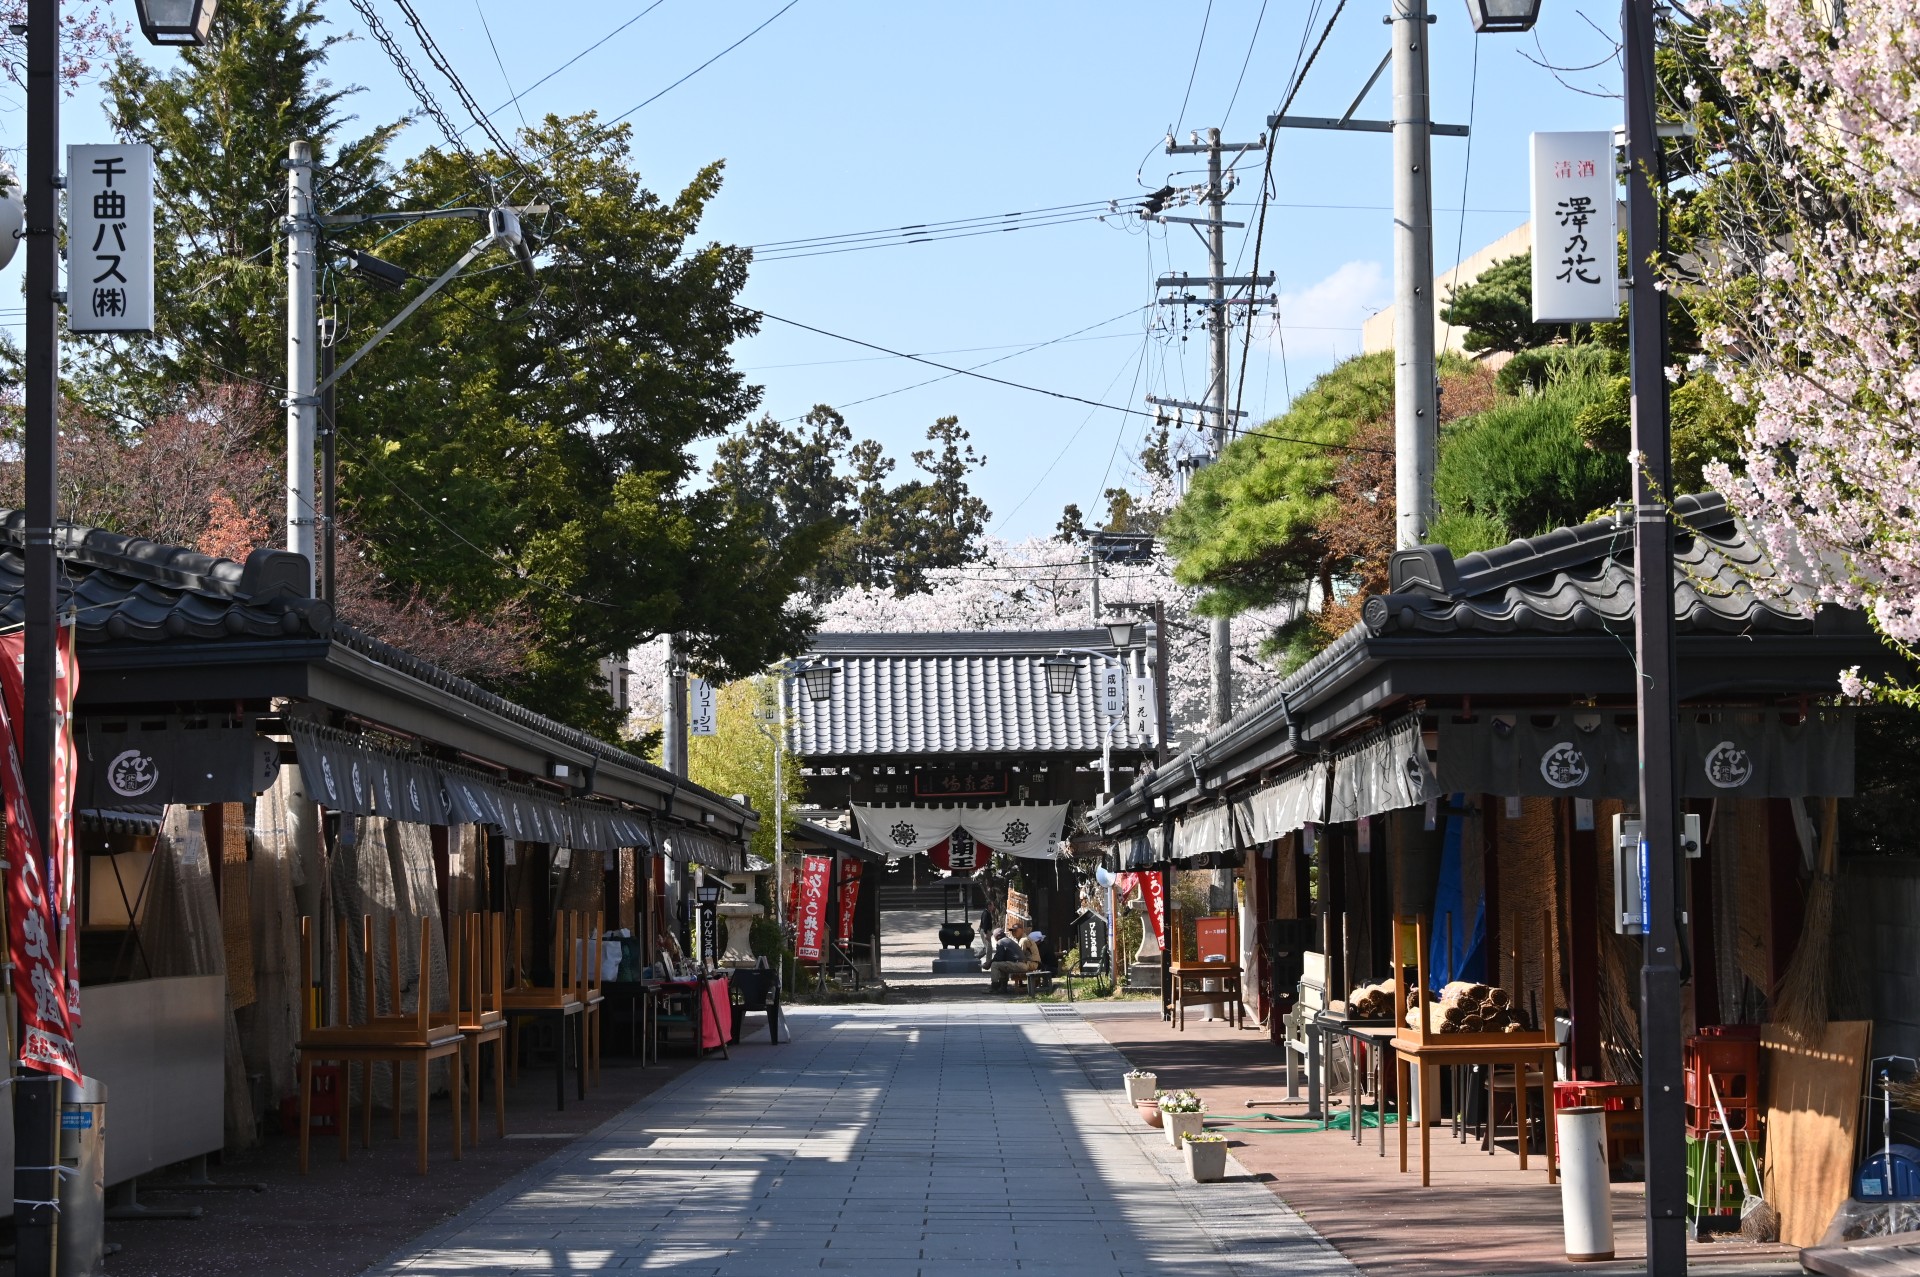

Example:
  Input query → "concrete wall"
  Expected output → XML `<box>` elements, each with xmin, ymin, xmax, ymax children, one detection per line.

<box><xmin>1361</xmin><ymin>222</ymin><xmax>1532</xmax><ymax>356</ymax></box>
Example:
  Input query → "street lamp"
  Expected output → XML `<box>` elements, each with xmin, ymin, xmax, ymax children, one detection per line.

<box><xmin>133</xmin><ymin>0</ymin><xmax>216</xmax><ymax>43</ymax></box>
<box><xmin>1461</xmin><ymin>0</ymin><xmax>1541</xmax><ymax>32</ymax></box>
<box><xmin>1043</xmin><ymin>656</ymin><xmax>1080</xmax><ymax>698</ymax></box>
<box><xmin>1102</xmin><ymin>618</ymin><xmax>1137</xmax><ymax>650</ymax></box>
<box><xmin>798</xmin><ymin>661</ymin><xmax>837</xmax><ymax>703</ymax></box>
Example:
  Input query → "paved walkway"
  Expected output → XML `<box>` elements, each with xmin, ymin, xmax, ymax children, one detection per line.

<box><xmin>370</xmin><ymin>1002</ymin><xmax>1354</xmax><ymax>1276</ymax></box>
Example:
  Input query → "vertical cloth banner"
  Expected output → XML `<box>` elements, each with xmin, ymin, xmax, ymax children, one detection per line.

<box><xmin>795</xmin><ymin>854</ymin><xmax>831</xmax><ymax>961</ymax></box>
<box><xmin>837</xmin><ymin>859</ymin><xmax>865</xmax><ymax>944</ymax></box>
<box><xmin>1138</xmin><ymin>870</ymin><xmax>1167</xmax><ymax>944</ymax></box>
<box><xmin>0</xmin><ymin>628</ymin><xmax>81</xmax><ymax>1081</ymax></box>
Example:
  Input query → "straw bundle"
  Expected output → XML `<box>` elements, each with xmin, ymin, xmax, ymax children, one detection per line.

<box><xmin>1774</xmin><ymin>798</ymin><xmax>1839</xmax><ymax>1041</ymax></box>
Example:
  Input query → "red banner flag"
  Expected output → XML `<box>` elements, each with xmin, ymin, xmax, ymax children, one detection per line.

<box><xmin>795</xmin><ymin>854</ymin><xmax>831</xmax><ymax>962</ymax></box>
<box><xmin>1138</xmin><ymin>869</ymin><xmax>1167</xmax><ymax>945</ymax></box>
<box><xmin>0</xmin><ymin>628</ymin><xmax>81</xmax><ymax>1081</ymax></box>
<box><xmin>836</xmin><ymin>858</ymin><xmax>865</xmax><ymax>944</ymax></box>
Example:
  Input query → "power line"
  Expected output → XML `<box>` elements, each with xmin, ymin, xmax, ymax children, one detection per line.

<box><xmin>603</xmin><ymin>1</ymin><xmax>801</xmax><ymax>129</ymax></box>
<box><xmin>346</xmin><ymin>0</ymin><xmax>495</xmax><ymax>197</ymax></box>
<box><xmin>753</xmin><ymin>205</ymin><xmax>1142</xmax><ymax>262</ymax></box>
<box><xmin>1222</xmin><ymin>0</ymin><xmax>1271</xmax><ymax>127</ymax></box>
<box><xmin>749</xmin><ymin>198</ymin><xmax>1134</xmax><ymax>253</ymax></box>
<box><xmin>474</xmin><ymin>0</ymin><xmax>530</xmax><ymax>136</ymax></box>
<box><xmin>459</xmin><ymin>2</ymin><xmax>670</xmax><ymax>140</ymax></box>
<box><xmin>751</xmin><ymin>309</ymin><xmax>1390</xmax><ymax>455</ymax></box>
<box><xmin>1439</xmin><ymin>38</ymin><xmax>1482</xmax><ymax>357</ymax></box>
<box><xmin>1172</xmin><ymin>0</ymin><xmax>1214</xmax><ymax>138</ymax></box>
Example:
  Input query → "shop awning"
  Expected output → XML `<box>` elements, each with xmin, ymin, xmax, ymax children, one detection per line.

<box><xmin>1436</xmin><ymin>709</ymin><xmax>1854</xmax><ymax>799</ymax></box>
<box><xmin>1234</xmin><ymin>760</ymin><xmax>1329</xmax><ymax>843</ymax></box>
<box><xmin>1326</xmin><ymin>714</ymin><xmax>1439</xmax><ymax>823</ymax></box>
<box><xmin>1172</xmin><ymin>803</ymin><xmax>1236</xmax><ymax>860</ymax></box>
<box><xmin>660</xmin><ymin>826</ymin><xmax>742</xmax><ymax>872</ymax></box>
<box><xmin>1123</xmin><ymin>826</ymin><xmax>1168</xmax><ymax>869</ymax></box>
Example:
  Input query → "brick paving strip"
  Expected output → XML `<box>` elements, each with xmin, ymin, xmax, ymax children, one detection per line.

<box><xmin>367</xmin><ymin>1000</ymin><xmax>1357</xmax><ymax>1276</ymax></box>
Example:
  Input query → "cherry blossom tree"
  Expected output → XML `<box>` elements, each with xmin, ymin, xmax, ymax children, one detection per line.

<box><xmin>1682</xmin><ymin>0</ymin><xmax>1920</xmax><ymax>690</ymax></box>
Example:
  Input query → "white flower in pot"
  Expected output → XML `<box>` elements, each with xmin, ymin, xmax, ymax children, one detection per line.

<box><xmin>1124</xmin><ymin>1069</ymin><xmax>1157</xmax><ymax>1105</ymax></box>
<box><xmin>1184</xmin><ymin>1132</ymin><xmax>1228</xmax><ymax>1182</ymax></box>
<box><xmin>1158</xmin><ymin>1089</ymin><xmax>1206</xmax><ymax>1149</ymax></box>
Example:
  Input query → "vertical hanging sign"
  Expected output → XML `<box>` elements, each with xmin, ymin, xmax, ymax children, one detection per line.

<box><xmin>794</xmin><ymin>854</ymin><xmax>830</xmax><ymax>961</ymax></box>
<box><xmin>1529</xmin><ymin>131</ymin><xmax>1620</xmax><ymax>324</ymax></box>
<box><xmin>1097</xmin><ymin>663</ymin><xmax>1125</xmax><ymax>718</ymax></box>
<box><xmin>836</xmin><ymin>858</ymin><xmax>865</xmax><ymax>944</ymax></box>
<box><xmin>67</xmin><ymin>143</ymin><xmax>155</xmax><ymax>333</ymax></box>
<box><xmin>0</xmin><ymin>629</ymin><xmax>81</xmax><ymax>1082</ymax></box>
<box><xmin>1131</xmin><ymin>673</ymin><xmax>1157</xmax><ymax>743</ymax></box>
<box><xmin>1138</xmin><ymin>869</ymin><xmax>1167</xmax><ymax>944</ymax></box>
<box><xmin>688</xmin><ymin>678</ymin><xmax>718</xmax><ymax>736</ymax></box>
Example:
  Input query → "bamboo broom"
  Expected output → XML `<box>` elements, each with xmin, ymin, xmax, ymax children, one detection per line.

<box><xmin>1774</xmin><ymin>797</ymin><xmax>1839</xmax><ymax>1041</ymax></box>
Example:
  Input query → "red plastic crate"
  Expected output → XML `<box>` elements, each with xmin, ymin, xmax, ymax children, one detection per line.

<box><xmin>279</xmin><ymin>1063</ymin><xmax>342</xmax><ymax>1137</ymax></box>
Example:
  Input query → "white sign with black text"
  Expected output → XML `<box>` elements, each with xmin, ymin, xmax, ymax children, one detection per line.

<box><xmin>1097</xmin><ymin>663</ymin><xmax>1125</xmax><ymax>719</ymax></box>
<box><xmin>1529</xmin><ymin>131</ymin><xmax>1619</xmax><ymax>324</ymax></box>
<box><xmin>68</xmin><ymin>143</ymin><xmax>154</xmax><ymax>332</ymax></box>
<box><xmin>1131</xmin><ymin>673</ymin><xmax>1157</xmax><ymax>743</ymax></box>
<box><xmin>689</xmin><ymin>677</ymin><xmax>717</xmax><ymax>736</ymax></box>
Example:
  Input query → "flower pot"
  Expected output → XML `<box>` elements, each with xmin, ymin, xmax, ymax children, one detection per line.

<box><xmin>1136</xmin><ymin>1099</ymin><xmax>1163</xmax><ymax>1127</ymax></box>
<box><xmin>1124</xmin><ymin>1074</ymin><xmax>1157</xmax><ymax>1105</ymax></box>
<box><xmin>1185</xmin><ymin>1139</ymin><xmax>1228</xmax><ymax>1182</ymax></box>
<box><xmin>1164</xmin><ymin>1111</ymin><xmax>1206</xmax><ymax>1148</ymax></box>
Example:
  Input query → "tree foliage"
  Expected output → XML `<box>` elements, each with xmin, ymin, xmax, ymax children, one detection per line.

<box><xmin>711</xmin><ymin>407</ymin><xmax>991</xmax><ymax>600</ymax></box>
<box><xmin>78</xmin><ymin>0</ymin><xmax>832</xmax><ymax>736</ymax></box>
<box><xmin>1438</xmin><ymin>252</ymin><xmax>1591</xmax><ymax>354</ymax></box>
<box><xmin>1434</xmin><ymin>371</ymin><xmax>1629</xmax><ymax>540</ymax></box>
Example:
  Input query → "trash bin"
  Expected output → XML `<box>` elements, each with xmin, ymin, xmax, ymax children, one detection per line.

<box><xmin>1557</xmin><ymin>1105</ymin><xmax>1614</xmax><ymax>1262</ymax></box>
<box><xmin>57</xmin><ymin>1075</ymin><xmax>107</xmax><ymax>1277</ymax></box>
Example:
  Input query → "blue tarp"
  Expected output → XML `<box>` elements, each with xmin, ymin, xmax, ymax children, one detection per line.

<box><xmin>1427</xmin><ymin>798</ymin><xmax>1485</xmax><ymax>989</ymax></box>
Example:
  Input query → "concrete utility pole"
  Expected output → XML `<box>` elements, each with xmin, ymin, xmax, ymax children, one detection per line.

<box><xmin>663</xmin><ymin>633</ymin><xmax>689</xmax><ymax>778</ymax></box>
<box><xmin>1622</xmin><ymin>0</ymin><xmax>1686</xmax><ymax>1265</ymax></box>
<box><xmin>285</xmin><ymin>141</ymin><xmax>318</xmax><ymax>587</ymax></box>
<box><xmin>1157</xmin><ymin>128</ymin><xmax>1270</xmax><ymax>729</ymax></box>
<box><xmin>1391</xmin><ymin>0</ymin><xmax>1438</xmax><ymax>549</ymax></box>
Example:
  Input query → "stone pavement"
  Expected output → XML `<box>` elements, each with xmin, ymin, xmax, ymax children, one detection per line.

<box><xmin>369</xmin><ymin>1000</ymin><xmax>1356</xmax><ymax>1276</ymax></box>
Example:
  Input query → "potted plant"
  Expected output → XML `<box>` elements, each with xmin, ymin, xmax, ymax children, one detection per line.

<box><xmin>1158</xmin><ymin>1089</ymin><xmax>1206</xmax><ymax>1148</ymax></box>
<box><xmin>1124</xmin><ymin>1069</ymin><xmax>1157</xmax><ymax>1105</ymax></box>
<box><xmin>1137</xmin><ymin>1092</ymin><xmax>1164</xmax><ymax>1127</ymax></box>
<box><xmin>1184</xmin><ymin>1132</ymin><xmax>1229</xmax><ymax>1182</ymax></box>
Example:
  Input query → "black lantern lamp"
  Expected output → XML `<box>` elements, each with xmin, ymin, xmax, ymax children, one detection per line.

<box><xmin>695</xmin><ymin>883</ymin><xmax>723</xmax><ymax>906</ymax></box>
<box><xmin>134</xmin><ymin>0</ymin><xmax>218</xmax><ymax>44</ymax></box>
<box><xmin>798</xmin><ymin>661</ymin><xmax>837</xmax><ymax>703</ymax></box>
<box><xmin>1463</xmin><ymin>0</ymin><xmax>1542</xmax><ymax>32</ymax></box>
<box><xmin>1103</xmin><ymin>618</ymin><xmax>1137</xmax><ymax>649</ymax></box>
<box><xmin>1043</xmin><ymin>655</ymin><xmax>1079</xmax><ymax>697</ymax></box>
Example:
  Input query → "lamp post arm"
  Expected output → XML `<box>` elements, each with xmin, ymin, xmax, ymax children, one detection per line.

<box><xmin>315</xmin><ymin>234</ymin><xmax>491</xmax><ymax>396</ymax></box>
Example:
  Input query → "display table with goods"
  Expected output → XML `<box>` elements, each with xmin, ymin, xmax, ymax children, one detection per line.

<box><xmin>1391</xmin><ymin>913</ymin><xmax>1561</xmax><ymax>1189</ymax></box>
<box><xmin>649</xmin><ymin>971</ymin><xmax>732</xmax><ymax>1056</ymax></box>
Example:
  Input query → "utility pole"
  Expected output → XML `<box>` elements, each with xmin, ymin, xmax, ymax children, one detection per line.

<box><xmin>319</xmin><ymin>317</ymin><xmax>337</xmax><ymax>603</ymax></box>
<box><xmin>1391</xmin><ymin>0</ymin><xmax>1438</xmax><ymax>549</ymax></box>
<box><xmin>663</xmin><ymin>633</ymin><xmax>689</xmax><ymax>778</ymax></box>
<box><xmin>1156</xmin><ymin>128</ymin><xmax>1270</xmax><ymax>728</ymax></box>
<box><xmin>1623</xmin><ymin>0</ymin><xmax>1685</xmax><ymax>1266</ymax></box>
<box><xmin>285</xmin><ymin>141</ymin><xmax>318</xmax><ymax>589</ymax></box>
<box><xmin>15</xmin><ymin>0</ymin><xmax>59</xmax><ymax>1270</ymax></box>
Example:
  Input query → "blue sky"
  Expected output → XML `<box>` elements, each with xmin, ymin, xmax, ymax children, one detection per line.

<box><xmin>31</xmin><ymin>0</ymin><xmax>1623</xmax><ymax>541</ymax></box>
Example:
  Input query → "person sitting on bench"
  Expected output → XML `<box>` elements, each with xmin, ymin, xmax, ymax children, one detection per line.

<box><xmin>988</xmin><ymin>928</ymin><xmax>1029</xmax><ymax>991</ymax></box>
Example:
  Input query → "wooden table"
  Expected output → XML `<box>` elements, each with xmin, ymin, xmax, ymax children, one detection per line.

<box><xmin>503</xmin><ymin>998</ymin><xmax>586</xmax><ymax>1111</ymax></box>
<box><xmin>1322</xmin><ymin>1021</ymin><xmax>1397</xmax><ymax>1155</ymax></box>
<box><xmin>1394</xmin><ymin>1037</ymin><xmax>1560</xmax><ymax>1187</ymax></box>
<box><xmin>1170</xmin><ymin>960</ymin><xmax>1245</xmax><ymax>1030</ymax></box>
<box><xmin>297</xmin><ymin>1029</ymin><xmax>464</xmax><ymax>1176</ymax></box>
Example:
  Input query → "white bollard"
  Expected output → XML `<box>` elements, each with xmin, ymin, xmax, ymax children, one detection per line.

<box><xmin>1557</xmin><ymin>1106</ymin><xmax>1615</xmax><ymax>1262</ymax></box>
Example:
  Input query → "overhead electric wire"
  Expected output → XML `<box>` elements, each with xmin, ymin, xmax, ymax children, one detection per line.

<box><xmin>1439</xmin><ymin>39</ymin><xmax>1482</xmax><ymax>357</ymax></box>
<box><xmin>474</xmin><ymin>0</ymin><xmax>531</xmax><ymax>136</ymax></box>
<box><xmin>346</xmin><ymin>0</ymin><xmax>496</xmax><ymax>197</ymax></box>
<box><xmin>601</xmin><ymin>1</ymin><xmax>801</xmax><ymax>129</ymax></box>
<box><xmin>752</xmin><ymin>208</ymin><xmax>1139</xmax><ymax>262</ymax></box>
<box><xmin>748</xmin><ymin>198</ymin><xmax>1134</xmax><ymax>251</ymax></box>
<box><xmin>752</xmin><ymin>309</ymin><xmax>1390</xmax><ymax>455</ymax></box>
<box><xmin>1172</xmin><ymin>0</ymin><xmax>1215</xmax><ymax>139</ymax></box>
<box><xmin>1222</xmin><ymin>0</ymin><xmax>1271</xmax><ymax>127</ymax></box>
<box><xmin>458</xmin><ymin>1</ymin><xmax>670</xmax><ymax>140</ymax></box>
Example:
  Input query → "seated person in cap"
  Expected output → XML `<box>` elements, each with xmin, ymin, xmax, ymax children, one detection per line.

<box><xmin>988</xmin><ymin>928</ymin><xmax>1029</xmax><ymax>991</ymax></box>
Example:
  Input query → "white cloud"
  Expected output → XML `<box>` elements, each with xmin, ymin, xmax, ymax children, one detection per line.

<box><xmin>1266</xmin><ymin>259</ymin><xmax>1390</xmax><ymax>363</ymax></box>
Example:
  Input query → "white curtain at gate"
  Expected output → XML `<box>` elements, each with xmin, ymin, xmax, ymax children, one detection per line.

<box><xmin>852</xmin><ymin>803</ymin><xmax>1069</xmax><ymax>860</ymax></box>
<box><xmin>1172</xmin><ymin>803</ymin><xmax>1236</xmax><ymax>860</ymax></box>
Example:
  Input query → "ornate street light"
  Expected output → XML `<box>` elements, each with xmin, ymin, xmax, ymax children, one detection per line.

<box><xmin>1462</xmin><ymin>0</ymin><xmax>1542</xmax><ymax>32</ymax></box>
<box><xmin>1103</xmin><ymin>618</ymin><xmax>1137</xmax><ymax>650</ymax></box>
<box><xmin>798</xmin><ymin>661</ymin><xmax>837</xmax><ymax>703</ymax></box>
<box><xmin>1043</xmin><ymin>656</ymin><xmax>1080</xmax><ymax>698</ymax></box>
<box><xmin>133</xmin><ymin>0</ymin><xmax>217</xmax><ymax>44</ymax></box>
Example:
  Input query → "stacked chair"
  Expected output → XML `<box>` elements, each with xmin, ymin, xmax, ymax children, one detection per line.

<box><xmin>296</xmin><ymin>915</ymin><xmax>465</xmax><ymax>1175</ymax></box>
<box><xmin>449</xmin><ymin>911</ymin><xmax>509</xmax><ymax>1142</ymax></box>
<box><xmin>503</xmin><ymin>911</ymin><xmax>587</xmax><ymax>1110</ymax></box>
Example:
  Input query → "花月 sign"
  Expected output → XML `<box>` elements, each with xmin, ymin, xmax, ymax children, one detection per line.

<box><xmin>1529</xmin><ymin>131</ymin><xmax>1619</xmax><ymax>324</ymax></box>
<box><xmin>688</xmin><ymin>678</ymin><xmax>717</xmax><ymax>736</ymax></box>
<box><xmin>68</xmin><ymin>144</ymin><xmax>154</xmax><ymax>333</ymax></box>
